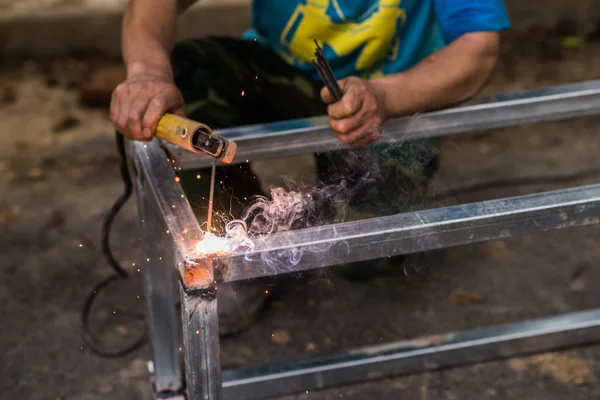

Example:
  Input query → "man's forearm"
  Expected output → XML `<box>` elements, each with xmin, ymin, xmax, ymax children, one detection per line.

<box><xmin>371</xmin><ymin>32</ymin><xmax>500</xmax><ymax>119</ymax></box>
<box><xmin>122</xmin><ymin>0</ymin><xmax>197</xmax><ymax>78</ymax></box>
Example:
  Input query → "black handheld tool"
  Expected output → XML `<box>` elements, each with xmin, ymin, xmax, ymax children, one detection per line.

<box><xmin>312</xmin><ymin>39</ymin><xmax>344</xmax><ymax>102</ymax></box>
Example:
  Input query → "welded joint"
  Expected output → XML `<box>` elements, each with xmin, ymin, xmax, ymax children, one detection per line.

<box><xmin>179</xmin><ymin>256</ymin><xmax>230</xmax><ymax>295</ymax></box>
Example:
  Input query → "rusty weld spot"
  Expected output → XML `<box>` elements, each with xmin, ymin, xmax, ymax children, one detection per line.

<box><xmin>183</xmin><ymin>258</ymin><xmax>213</xmax><ymax>289</ymax></box>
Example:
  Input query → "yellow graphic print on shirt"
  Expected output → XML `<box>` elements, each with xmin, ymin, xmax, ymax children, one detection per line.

<box><xmin>280</xmin><ymin>0</ymin><xmax>407</xmax><ymax>75</ymax></box>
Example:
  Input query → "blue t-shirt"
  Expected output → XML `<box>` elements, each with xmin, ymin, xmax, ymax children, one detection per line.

<box><xmin>245</xmin><ymin>0</ymin><xmax>510</xmax><ymax>80</ymax></box>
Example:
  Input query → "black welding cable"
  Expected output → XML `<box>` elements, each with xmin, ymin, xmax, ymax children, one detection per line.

<box><xmin>101</xmin><ymin>132</ymin><xmax>132</xmax><ymax>278</ymax></box>
<box><xmin>81</xmin><ymin>132</ymin><xmax>147</xmax><ymax>358</ymax></box>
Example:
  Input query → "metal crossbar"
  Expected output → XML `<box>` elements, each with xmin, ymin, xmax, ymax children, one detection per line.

<box><xmin>167</xmin><ymin>80</ymin><xmax>600</xmax><ymax>169</ymax></box>
<box><xmin>221</xmin><ymin>309</ymin><xmax>600</xmax><ymax>400</ymax></box>
<box><xmin>215</xmin><ymin>184</ymin><xmax>600</xmax><ymax>282</ymax></box>
<box><xmin>132</xmin><ymin>80</ymin><xmax>600</xmax><ymax>400</ymax></box>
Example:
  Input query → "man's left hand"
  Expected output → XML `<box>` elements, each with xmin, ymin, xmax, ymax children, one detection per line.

<box><xmin>320</xmin><ymin>77</ymin><xmax>386</xmax><ymax>148</ymax></box>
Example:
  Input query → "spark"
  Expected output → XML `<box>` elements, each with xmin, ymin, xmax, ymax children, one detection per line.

<box><xmin>265</xmin><ymin>290</ymin><xmax>269</xmax><ymax>294</ymax></box>
<box><xmin>137</xmin><ymin>296</ymin><xmax>140</xmax><ymax>299</ymax></box>
<box><xmin>195</xmin><ymin>330</ymin><xmax>200</xmax><ymax>334</ymax></box>
<box><xmin>195</xmin><ymin>233</ymin><xmax>229</xmax><ymax>256</ymax></box>
<box><xmin>255</xmin><ymin>76</ymin><xmax>258</xmax><ymax>80</ymax></box>
<box><xmin>79</xmin><ymin>244</ymin><xmax>83</xmax><ymax>247</ymax></box>
<box><xmin>147</xmin><ymin>258</ymin><xmax>150</xmax><ymax>262</ymax></box>
<box><xmin>241</xmin><ymin>90</ymin><xmax>245</xmax><ymax>96</ymax></box>
<box><xmin>166</xmin><ymin>230</ymin><xmax>170</xmax><ymax>233</ymax></box>
<box><xmin>137</xmin><ymin>269</ymin><xmax>140</xmax><ymax>272</ymax></box>
<box><xmin>196</xmin><ymin>174</ymin><xmax>201</xmax><ymax>179</ymax></box>
<box><xmin>113</xmin><ymin>311</ymin><xmax>116</xmax><ymax>315</ymax></box>
<box><xmin>175</xmin><ymin>177</ymin><xmax>180</xmax><ymax>182</ymax></box>
<box><xmin>181</xmin><ymin>194</ymin><xmax>184</xmax><ymax>198</ymax></box>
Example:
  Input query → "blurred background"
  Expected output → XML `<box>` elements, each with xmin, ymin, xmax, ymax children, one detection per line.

<box><xmin>3</xmin><ymin>0</ymin><xmax>600</xmax><ymax>399</ymax></box>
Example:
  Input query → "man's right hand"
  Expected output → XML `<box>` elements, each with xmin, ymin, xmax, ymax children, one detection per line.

<box><xmin>110</xmin><ymin>70</ymin><xmax>185</xmax><ymax>141</ymax></box>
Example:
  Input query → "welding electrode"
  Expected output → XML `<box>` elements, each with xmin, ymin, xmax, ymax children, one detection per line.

<box><xmin>155</xmin><ymin>113</ymin><xmax>237</xmax><ymax>234</ymax></box>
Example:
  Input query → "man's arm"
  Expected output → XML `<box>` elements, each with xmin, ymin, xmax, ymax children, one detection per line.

<box><xmin>111</xmin><ymin>0</ymin><xmax>197</xmax><ymax>140</ymax></box>
<box><xmin>373</xmin><ymin>31</ymin><xmax>499</xmax><ymax>118</ymax></box>
<box><xmin>122</xmin><ymin>0</ymin><xmax>197</xmax><ymax>78</ymax></box>
<box><xmin>322</xmin><ymin>31</ymin><xmax>500</xmax><ymax>148</ymax></box>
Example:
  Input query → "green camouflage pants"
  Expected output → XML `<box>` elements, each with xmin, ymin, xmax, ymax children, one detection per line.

<box><xmin>173</xmin><ymin>37</ymin><xmax>439</xmax><ymax>277</ymax></box>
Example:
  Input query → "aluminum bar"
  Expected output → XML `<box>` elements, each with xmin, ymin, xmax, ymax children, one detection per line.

<box><xmin>222</xmin><ymin>308</ymin><xmax>600</xmax><ymax>400</ymax></box>
<box><xmin>218</xmin><ymin>184</ymin><xmax>600</xmax><ymax>282</ymax></box>
<box><xmin>169</xmin><ymin>80</ymin><xmax>600</xmax><ymax>169</ymax></box>
<box><xmin>132</xmin><ymin>139</ymin><xmax>223</xmax><ymax>399</ymax></box>
<box><xmin>180</xmin><ymin>289</ymin><xmax>223</xmax><ymax>400</ymax></box>
<box><xmin>136</xmin><ymin>170</ymin><xmax>183</xmax><ymax>393</ymax></box>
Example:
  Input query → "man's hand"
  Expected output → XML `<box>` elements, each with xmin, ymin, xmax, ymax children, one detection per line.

<box><xmin>320</xmin><ymin>77</ymin><xmax>386</xmax><ymax>148</ymax></box>
<box><xmin>110</xmin><ymin>70</ymin><xmax>185</xmax><ymax>141</ymax></box>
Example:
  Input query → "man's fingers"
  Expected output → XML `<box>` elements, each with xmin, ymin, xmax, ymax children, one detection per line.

<box><xmin>127</xmin><ymin>95</ymin><xmax>151</xmax><ymax>140</ymax></box>
<box><xmin>328</xmin><ymin>83</ymin><xmax>363</xmax><ymax>120</ymax></box>
<box><xmin>116</xmin><ymin>95</ymin><xmax>131</xmax><ymax>138</ymax></box>
<box><xmin>110</xmin><ymin>88</ymin><xmax>122</xmax><ymax>132</ymax></box>
<box><xmin>329</xmin><ymin>113</ymin><xmax>364</xmax><ymax>135</ymax></box>
<box><xmin>337</xmin><ymin>124</ymin><xmax>382</xmax><ymax>148</ymax></box>
<box><xmin>320</xmin><ymin>86</ymin><xmax>335</xmax><ymax>104</ymax></box>
<box><xmin>142</xmin><ymin>90</ymin><xmax>185</xmax><ymax>137</ymax></box>
<box><xmin>142</xmin><ymin>95</ymin><xmax>168</xmax><ymax>139</ymax></box>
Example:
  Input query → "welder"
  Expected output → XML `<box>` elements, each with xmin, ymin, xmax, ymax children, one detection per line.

<box><xmin>110</xmin><ymin>0</ymin><xmax>510</xmax><ymax>335</ymax></box>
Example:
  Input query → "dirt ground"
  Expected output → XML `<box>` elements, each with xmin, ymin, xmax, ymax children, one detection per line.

<box><xmin>0</xmin><ymin>0</ymin><xmax>241</xmax><ymax>18</ymax></box>
<box><xmin>4</xmin><ymin>27</ymin><xmax>600</xmax><ymax>400</ymax></box>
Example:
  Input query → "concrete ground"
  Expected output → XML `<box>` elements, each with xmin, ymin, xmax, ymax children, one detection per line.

<box><xmin>4</xmin><ymin>10</ymin><xmax>600</xmax><ymax>400</ymax></box>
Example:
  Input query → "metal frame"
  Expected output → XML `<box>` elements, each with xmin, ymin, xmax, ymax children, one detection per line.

<box><xmin>131</xmin><ymin>80</ymin><xmax>600</xmax><ymax>400</ymax></box>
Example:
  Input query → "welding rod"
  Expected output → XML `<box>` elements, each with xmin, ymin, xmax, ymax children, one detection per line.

<box><xmin>313</xmin><ymin>40</ymin><xmax>344</xmax><ymax>101</ymax></box>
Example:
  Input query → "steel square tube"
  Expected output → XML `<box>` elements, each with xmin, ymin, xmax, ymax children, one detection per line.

<box><xmin>135</xmin><ymin>164</ymin><xmax>183</xmax><ymax>393</ymax></box>
<box><xmin>168</xmin><ymin>80</ymin><xmax>600</xmax><ymax>169</ymax></box>
<box><xmin>132</xmin><ymin>140</ymin><xmax>223</xmax><ymax>399</ymax></box>
<box><xmin>221</xmin><ymin>308</ymin><xmax>600</xmax><ymax>400</ymax></box>
<box><xmin>215</xmin><ymin>184</ymin><xmax>600</xmax><ymax>282</ymax></box>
